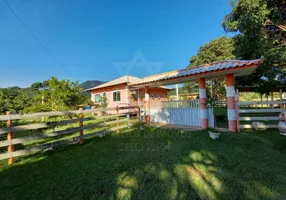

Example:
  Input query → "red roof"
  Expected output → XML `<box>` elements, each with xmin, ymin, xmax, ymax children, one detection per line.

<box><xmin>130</xmin><ymin>58</ymin><xmax>264</xmax><ymax>86</ymax></box>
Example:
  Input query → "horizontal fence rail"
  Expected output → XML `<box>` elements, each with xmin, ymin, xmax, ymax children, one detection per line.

<box><xmin>0</xmin><ymin>106</ymin><xmax>139</xmax><ymax>121</ymax></box>
<box><xmin>239</xmin><ymin>116</ymin><xmax>280</xmax><ymax>121</ymax></box>
<box><xmin>238</xmin><ymin>109</ymin><xmax>285</xmax><ymax>113</ymax></box>
<box><xmin>237</xmin><ymin>100</ymin><xmax>286</xmax><ymax>130</ymax></box>
<box><xmin>239</xmin><ymin>124</ymin><xmax>278</xmax><ymax>129</ymax></box>
<box><xmin>238</xmin><ymin>101</ymin><xmax>286</xmax><ymax>106</ymax></box>
<box><xmin>0</xmin><ymin>106</ymin><xmax>141</xmax><ymax>164</ymax></box>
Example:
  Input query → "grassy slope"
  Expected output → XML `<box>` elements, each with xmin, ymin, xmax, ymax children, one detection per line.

<box><xmin>0</xmin><ymin>126</ymin><xmax>286</xmax><ymax>200</ymax></box>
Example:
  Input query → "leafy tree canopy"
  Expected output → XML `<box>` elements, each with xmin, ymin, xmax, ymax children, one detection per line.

<box><xmin>25</xmin><ymin>77</ymin><xmax>89</xmax><ymax>113</ymax></box>
<box><xmin>0</xmin><ymin>77</ymin><xmax>90</xmax><ymax>114</ymax></box>
<box><xmin>0</xmin><ymin>87</ymin><xmax>36</xmax><ymax>114</ymax></box>
<box><xmin>185</xmin><ymin>36</ymin><xmax>236</xmax><ymax>99</ymax></box>
<box><xmin>188</xmin><ymin>36</ymin><xmax>236</xmax><ymax>67</ymax></box>
<box><xmin>223</xmin><ymin>0</ymin><xmax>286</xmax><ymax>94</ymax></box>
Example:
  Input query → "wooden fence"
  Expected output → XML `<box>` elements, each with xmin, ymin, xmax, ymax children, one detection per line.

<box><xmin>237</xmin><ymin>101</ymin><xmax>286</xmax><ymax>130</ymax></box>
<box><xmin>0</xmin><ymin>106</ymin><xmax>141</xmax><ymax>164</ymax></box>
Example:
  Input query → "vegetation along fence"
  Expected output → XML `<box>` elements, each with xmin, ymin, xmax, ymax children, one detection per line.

<box><xmin>0</xmin><ymin>106</ymin><xmax>141</xmax><ymax>165</ymax></box>
<box><xmin>237</xmin><ymin>101</ymin><xmax>286</xmax><ymax>130</ymax></box>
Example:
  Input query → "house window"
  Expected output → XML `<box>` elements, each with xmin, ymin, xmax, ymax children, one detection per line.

<box><xmin>94</xmin><ymin>94</ymin><xmax>101</xmax><ymax>103</ymax></box>
<box><xmin>113</xmin><ymin>91</ymin><xmax>121</xmax><ymax>101</ymax></box>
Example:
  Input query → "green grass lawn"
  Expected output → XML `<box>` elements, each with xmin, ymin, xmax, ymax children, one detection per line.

<box><xmin>0</xmin><ymin>126</ymin><xmax>286</xmax><ymax>200</ymax></box>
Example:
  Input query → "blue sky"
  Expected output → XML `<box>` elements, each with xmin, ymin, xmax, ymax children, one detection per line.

<box><xmin>0</xmin><ymin>0</ymin><xmax>232</xmax><ymax>87</ymax></box>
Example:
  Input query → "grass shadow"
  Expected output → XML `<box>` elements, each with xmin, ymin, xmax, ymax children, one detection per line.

<box><xmin>0</xmin><ymin>126</ymin><xmax>286</xmax><ymax>199</ymax></box>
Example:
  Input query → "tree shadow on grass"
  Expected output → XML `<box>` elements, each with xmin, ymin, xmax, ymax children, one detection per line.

<box><xmin>0</xmin><ymin>127</ymin><xmax>286</xmax><ymax>200</ymax></box>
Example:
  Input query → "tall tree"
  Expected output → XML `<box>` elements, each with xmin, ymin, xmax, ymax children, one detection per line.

<box><xmin>189</xmin><ymin>36</ymin><xmax>235</xmax><ymax>67</ymax></box>
<box><xmin>185</xmin><ymin>36</ymin><xmax>236</xmax><ymax>99</ymax></box>
<box><xmin>0</xmin><ymin>87</ymin><xmax>37</xmax><ymax>114</ymax></box>
<box><xmin>25</xmin><ymin>77</ymin><xmax>89</xmax><ymax>112</ymax></box>
<box><xmin>223</xmin><ymin>0</ymin><xmax>286</xmax><ymax>95</ymax></box>
<box><xmin>31</xmin><ymin>82</ymin><xmax>43</xmax><ymax>90</ymax></box>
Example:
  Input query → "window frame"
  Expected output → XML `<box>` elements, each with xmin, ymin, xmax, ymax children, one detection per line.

<box><xmin>113</xmin><ymin>90</ymin><xmax>121</xmax><ymax>102</ymax></box>
<box><xmin>94</xmin><ymin>94</ymin><xmax>101</xmax><ymax>103</ymax></box>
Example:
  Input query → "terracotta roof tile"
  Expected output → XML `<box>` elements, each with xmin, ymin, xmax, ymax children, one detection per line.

<box><xmin>130</xmin><ymin>58</ymin><xmax>264</xmax><ymax>86</ymax></box>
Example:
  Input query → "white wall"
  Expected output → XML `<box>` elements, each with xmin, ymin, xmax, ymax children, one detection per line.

<box><xmin>150</xmin><ymin>108</ymin><xmax>214</xmax><ymax>128</ymax></box>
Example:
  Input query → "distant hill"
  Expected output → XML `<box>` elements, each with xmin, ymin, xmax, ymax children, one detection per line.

<box><xmin>80</xmin><ymin>80</ymin><xmax>105</xmax><ymax>98</ymax></box>
<box><xmin>80</xmin><ymin>80</ymin><xmax>105</xmax><ymax>90</ymax></box>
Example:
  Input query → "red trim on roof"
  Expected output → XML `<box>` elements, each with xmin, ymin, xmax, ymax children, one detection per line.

<box><xmin>130</xmin><ymin>58</ymin><xmax>264</xmax><ymax>86</ymax></box>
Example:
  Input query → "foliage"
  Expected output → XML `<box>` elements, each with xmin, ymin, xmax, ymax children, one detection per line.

<box><xmin>31</xmin><ymin>81</ymin><xmax>48</xmax><ymax>91</ymax></box>
<box><xmin>167</xmin><ymin>86</ymin><xmax>199</xmax><ymax>99</ymax></box>
<box><xmin>223</xmin><ymin>0</ymin><xmax>286</xmax><ymax>95</ymax></box>
<box><xmin>0</xmin><ymin>87</ymin><xmax>37</xmax><ymax>114</ymax></box>
<box><xmin>25</xmin><ymin>77</ymin><xmax>89</xmax><ymax>112</ymax></box>
<box><xmin>100</xmin><ymin>95</ymin><xmax>108</xmax><ymax>108</ymax></box>
<box><xmin>179</xmin><ymin>82</ymin><xmax>199</xmax><ymax>97</ymax></box>
<box><xmin>186</xmin><ymin>36</ymin><xmax>236</xmax><ymax>100</ymax></box>
<box><xmin>0</xmin><ymin>77</ymin><xmax>91</xmax><ymax>114</ymax></box>
<box><xmin>188</xmin><ymin>36</ymin><xmax>236</xmax><ymax>67</ymax></box>
<box><xmin>240</xmin><ymin>92</ymin><xmax>261</xmax><ymax>101</ymax></box>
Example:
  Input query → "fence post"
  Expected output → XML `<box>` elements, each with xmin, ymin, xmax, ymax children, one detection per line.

<box><xmin>116</xmin><ymin>106</ymin><xmax>120</xmax><ymax>133</ymax></box>
<box><xmin>6</xmin><ymin>111</ymin><xmax>14</xmax><ymax>165</ymax></box>
<box><xmin>79</xmin><ymin>108</ymin><xmax>84</xmax><ymax>144</ymax></box>
<box><xmin>235</xmin><ymin>89</ymin><xmax>240</xmax><ymax>132</ymax></box>
<box><xmin>138</xmin><ymin>107</ymin><xmax>141</xmax><ymax>121</ymax></box>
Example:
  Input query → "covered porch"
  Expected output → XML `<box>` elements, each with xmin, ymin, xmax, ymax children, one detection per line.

<box><xmin>130</xmin><ymin>58</ymin><xmax>264</xmax><ymax>132</ymax></box>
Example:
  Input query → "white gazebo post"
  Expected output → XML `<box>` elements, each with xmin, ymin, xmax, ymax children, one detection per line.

<box><xmin>226</xmin><ymin>74</ymin><xmax>237</xmax><ymax>132</ymax></box>
<box><xmin>199</xmin><ymin>78</ymin><xmax>208</xmax><ymax>129</ymax></box>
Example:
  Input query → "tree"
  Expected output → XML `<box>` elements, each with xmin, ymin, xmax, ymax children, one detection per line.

<box><xmin>0</xmin><ymin>78</ymin><xmax>89</xmax><ymax>114</ymax></box>
<box><xmin>0</xmin><ymin>90</ymin><xmax>5</xmax><ymax>114</ymax></box>
<box><xmin>0</xmin><ymin>87</ymin><xmax>37</xmax><ymax>114</ymax></box>
<box><xmin>25</xmin><ymin>77</ymin><xmax>89</xmax><ymax>112</ymax></box>
<box><xmin>186</xmin><ymin>36</ymin><xmax>236</xmax><ymax>99</ymax></box>
<box><xmin>188</xmin><ymin>36</ymin><xmax>235</xmax><ymax>67</ymax></box>
<box><xmin>223</xmin><ymin>0</ymin><xmax>286</xmax><ymax>95</ymax></box>
<box><xmin>31</xmin><ymin>82</ymin><xmax>43</xmax><ymax>90</ymax></box>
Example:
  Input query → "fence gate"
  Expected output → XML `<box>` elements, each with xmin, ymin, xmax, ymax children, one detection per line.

<box><xmin>150</xmin><ymin>100</ymin><xmax>214</xmax><ymax>127</ymax></box>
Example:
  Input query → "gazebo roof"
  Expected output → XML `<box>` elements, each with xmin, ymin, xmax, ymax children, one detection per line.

<box><xmin>130</xmin><ymin>58</ymin><xmax>264</xmax><ymax>87</ymax></box>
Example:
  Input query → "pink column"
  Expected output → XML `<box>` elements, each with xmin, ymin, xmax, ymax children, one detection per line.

<box><xmin>144</xmin><ymin>86</ymin><xmax>151</xmax><ymax>124</ymax></box>
<box><xmin>226</xmin><ymin>74</ymin><xmax>237</xmax><ymax>132</ymax></box>
<box><xmin>199</xmin><ymin>78</ymin><xmax>208</xmax><ymax>129</ymax></box>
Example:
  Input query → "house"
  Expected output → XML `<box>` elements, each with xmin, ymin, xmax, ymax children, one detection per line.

<box><xmin>85</xmin><ymin>75</ymin><xmax>170</xmax><ymax>113</ymax></box>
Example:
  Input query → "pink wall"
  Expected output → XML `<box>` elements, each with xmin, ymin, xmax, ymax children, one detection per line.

<box><xmin>91</xmin><ymin>84</ymin><xmax>169</xmax><ymax>114</ymax></box>
<box><xmin>91</xmin><ymin>83</ymin><xmax>127</xmax><ymax>114</ymax></box>
<box><xmin>129</xmin><ymin>88</ymin><xmax>168</xmax><ymax>107</ymax></box>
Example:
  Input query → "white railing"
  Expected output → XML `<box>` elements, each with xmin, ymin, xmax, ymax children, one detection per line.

<box><xmin>237</xmin><ymin>100</ymin><xmax>286</xmax><ymax>130</ymax></box>
<box><xmin>161</xmin><ymin>100</ymin><xmax>200</xmax><ymax>108</ymax></box>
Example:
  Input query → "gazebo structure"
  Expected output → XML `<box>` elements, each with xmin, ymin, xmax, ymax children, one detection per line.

<box><xmin>130</xmin><ymin>58</ymin><xmax>264</xmax><ymax>132</ymax></box>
